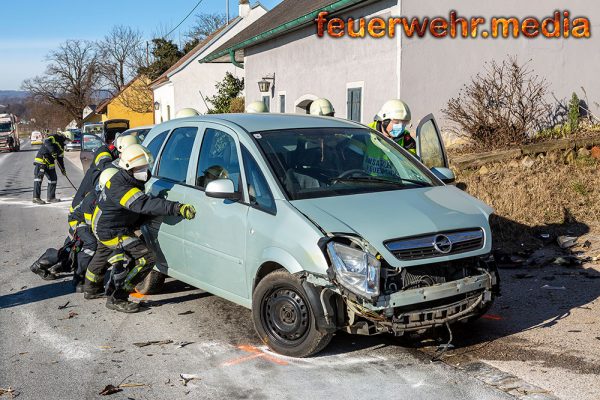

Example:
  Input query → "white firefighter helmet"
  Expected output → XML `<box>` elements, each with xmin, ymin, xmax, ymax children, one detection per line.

<box><xmin>118</xmin><ymin>144</ymin><xmax>154</xmax><ymax>171</ymax></box>
<box><xmin>309</xmin><ymin>98</ymin><xmax>335</xmax><ymax>117</ymax></box>
<box><xmin>246</xmin><ymin>101</ymin><xmax>268</xmax><ymax>113</ymax></box>
<box><xmin>376</xmin><ymin>99</ymin><xmax>411</xmax><ymax>122</ymax></box>
<box><xmin>115</xmin><ymin>134</ymin><xmax>140</xmax><ymax>153</ymax></box>
<box><xmin>175</xmin><ymin>108</ymin><xmax>200</xmax><ymax>118</ymax></box>
<box><xmin>98</xmin><ymin>168</ymin><xmax>119</xmax><ymax>191</ymax></box>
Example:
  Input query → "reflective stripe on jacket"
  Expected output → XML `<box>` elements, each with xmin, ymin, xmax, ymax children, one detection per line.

<box><xmin>92</xmin><ymin>169</ymin><xmax>181</xmax><ymax>242</ymax></box>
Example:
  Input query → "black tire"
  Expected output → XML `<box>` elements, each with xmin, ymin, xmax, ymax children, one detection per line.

<box><xmin>252</xmin><ymin>269</ymin><xmax>333</xmax><ymax>358</ymax></box>
<box><xmin>135</xmin><ymin>269</ymin><xmax>166</xmax><ymax>295</ymax></box>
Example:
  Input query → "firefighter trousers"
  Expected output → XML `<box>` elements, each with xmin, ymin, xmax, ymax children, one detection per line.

<box><xmin>74</xmin><ymin>225</ymin><xmax>96</xmax><ymax>285</ymax></box>
<box><xmin>84</xmin><ymin>236</ymin><xmax>155</xmax><ymax>299</ymax></box>
<box><xmin>33</xmin><ymin>163</ymin><xmax>57</xmax><ymax>200</ymax></box>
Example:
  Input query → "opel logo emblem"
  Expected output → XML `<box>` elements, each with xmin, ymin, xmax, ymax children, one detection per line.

<box><xmin>433</xmin><ymin>234</ymin><xmax>453</xmax><ymax>254</ymax></box>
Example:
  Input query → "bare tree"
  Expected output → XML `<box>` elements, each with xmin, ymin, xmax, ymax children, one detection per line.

<box><xmin>24</xmin><ymin>97</ymin><xmax>72</xmax><ymax>131</ymax></box>
<box><xmin>186</xmin><ymin>13</ymin><xmax>227</xmax><ymax>42</ymax></box>
<box><xmin>443</xmin><ymin>56</ymin><xmax>551</xmax><ymax>150</ymax></box>
<box><xmin>22</xmin><ymin>40</ymin><xmax>100</xmax><ymax>125</ymax></box>
<box><xmin>97</xmin><ymin>26</ymin><xmax>145</xmax><ymax>95</ymax></box>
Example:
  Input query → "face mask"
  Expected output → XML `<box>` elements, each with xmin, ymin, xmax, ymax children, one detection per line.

<box><xmin>390</xmin><ymin>123</ymin><xmax>406</xmax><ymax>138</ymax></box>
<box><xmin>133</xmin><ymin>169</ymin><xmax>150</xmax><ymax>182</ymax></box>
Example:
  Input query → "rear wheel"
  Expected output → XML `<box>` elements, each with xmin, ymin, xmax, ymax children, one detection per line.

<box><xmin>252</xmin><ymin>269</ymin><xmax>332</xmax><ymax>358</ymax></box>
<box><xmin>135</xmin><ymin>270</ymin><xmax>166</xmax><ymax>295</ymax></box>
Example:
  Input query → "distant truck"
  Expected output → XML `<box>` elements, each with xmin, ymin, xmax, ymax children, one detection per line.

<box><xmin>0</xmin><ymin>113</ymin><xmax>20</xmax><ymax>152</ymax></box>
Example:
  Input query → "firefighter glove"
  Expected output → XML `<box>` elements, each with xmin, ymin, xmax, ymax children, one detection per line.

<box><xmin>179</xmin><ymin>204</ymin><xmax>196</xmax><ymax>220</ymax></box>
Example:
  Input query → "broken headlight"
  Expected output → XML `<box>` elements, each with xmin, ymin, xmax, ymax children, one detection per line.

<box><xmin>327</xmin><ymin>242</ymin><xmax>380</xmax><ymax>298</ymax></box>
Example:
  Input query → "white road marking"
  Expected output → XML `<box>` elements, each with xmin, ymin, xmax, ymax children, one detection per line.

<box><xmin>22</xmin><ymin>310</ymin><xmax>93</xmax><ymax>360</ymax></box>
<box><xmin>0</xmin><ymin>197</ymin><xmax>73</xmax><ymax>209</ymax></box>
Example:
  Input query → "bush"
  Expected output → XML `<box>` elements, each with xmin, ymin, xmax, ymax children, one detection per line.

<box><xmin>568</xmin><ymin>92</ymin><xmax>581</xmax><ymax>132</ymax></box>
<box><xmin>229</xmin><ymin>97</ymin><xmax>245</xmax><ymax>113</ymax></box>
<box><xmin>206</xmin><ymin>72</ymin><xmax>244</xmax><ymax>114</ymax></box>
<box><xmin>443</xmin><ymin>56</ymin><xmax>551</xmax><ymax>150</ymax></box>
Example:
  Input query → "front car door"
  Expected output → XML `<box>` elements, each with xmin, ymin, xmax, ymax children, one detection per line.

<box><xmin>181</xmin><ymin>123</ymin><xmax>250</xmax><ymax>302</ymax></box>
<box><xmin>415</xmin><ymin>114</ymin><xmax>449</xmax><ymax>169</ymax></box>
<box><xmin>145</xmin><ymin>125</ymin><xmax>201</xmax><ymax>270</ymax></box>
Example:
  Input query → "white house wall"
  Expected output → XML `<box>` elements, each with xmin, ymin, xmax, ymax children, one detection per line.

<box><xmin>153</xmin><ymin>82</ymin><xmax>174</xmax><ymax>123</ymax></box>
<box><xmin>170</xmin><ymin>6</ymin><xmax>267</xmax><ymax>115</ymax></box>
<box><xmin>400</xmin><ymin>0</ymin><xmax>600</xmax><ymax>129</ymax></box>
<box><xmin>245</xmin><ymin>0</ymin><xmax>399</xmax><ymax>122</ymax></box>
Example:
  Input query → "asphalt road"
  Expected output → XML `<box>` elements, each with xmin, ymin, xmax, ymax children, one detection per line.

<box><xmin>0</xmin><ymin>140</ymin><xmax>590</xmax><ymax>400</ymax></box>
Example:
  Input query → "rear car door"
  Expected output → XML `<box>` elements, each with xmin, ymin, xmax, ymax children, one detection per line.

<box><xmin>145</xmin><ymin>125</ymin><xmax>201</xmax><ymax>270</ymax></box>
<box><xmin>182</xmin><ymin>123</ymin><xmax>250</xmax><ymax>300</ymax></box>
<box><xmin>415</xmin><ymin>114</ymin><xmax>449</xmax><ymax>169</ymax></box>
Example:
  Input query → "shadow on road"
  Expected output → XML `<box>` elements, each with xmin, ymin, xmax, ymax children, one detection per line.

<box><xmin>0</xmin><ymin>280</ymin><xmax>73</xmax><ymax>309</ymax></box>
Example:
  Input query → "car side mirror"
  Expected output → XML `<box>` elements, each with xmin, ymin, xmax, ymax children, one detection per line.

<box><xmin>205</xmin><ymin>179</ymin><xmax>241</xmax><ymax>200</ymax></box>
<box><xmin>431</xmin><ymin>167</ymin><xmax>455</xmax><ymax>184</ymax></box>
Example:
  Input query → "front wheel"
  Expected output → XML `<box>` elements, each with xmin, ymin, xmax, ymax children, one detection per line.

<box><xmin>252</xmin><ymin>269</ymin><xmax>332</xmax><ymax>358</ymax></box>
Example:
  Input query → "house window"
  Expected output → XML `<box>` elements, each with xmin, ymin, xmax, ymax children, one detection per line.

<box><xmin>279</xmin><ymin>95</ymin><xmax>286</xmax><ymax>113</ymax></box>
<box><xmin>347</xmin><ymin>88</ymin><xmax>362</xmax><ymax>122</ymax></box>
<box><xmin>262</xmin><ymin>96</ymin><xmax>270</xmax><ymax>112</ymax></box>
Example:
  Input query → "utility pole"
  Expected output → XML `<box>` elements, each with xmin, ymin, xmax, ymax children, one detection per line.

<box><xmin>226</xmin><ymin>0</ymin><xmax>229</xmax><ymax>25</ymax></box>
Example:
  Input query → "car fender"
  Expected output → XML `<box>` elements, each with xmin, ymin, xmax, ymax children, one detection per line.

<box><xmin>258</xmin><ymin>247</ymin><xmax>305</xmax><ymax>275</ymax></box>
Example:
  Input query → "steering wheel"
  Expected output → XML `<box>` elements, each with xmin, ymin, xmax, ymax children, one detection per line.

<box><xmin>332</xmin><ymin>169</ymin><xmax>370</xmax><ymax>183</ymax></box>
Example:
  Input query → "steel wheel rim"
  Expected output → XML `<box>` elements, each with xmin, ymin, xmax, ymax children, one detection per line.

<box><xmin>262</xmin><ymin>287</ymin><xmax>310</xmax><ymax>346</ymax></box>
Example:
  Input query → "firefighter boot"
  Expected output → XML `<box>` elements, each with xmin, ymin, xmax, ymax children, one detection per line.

<box><xmin>106</xmin><ymin>290</ymin><xmax>140</xmax><ymax>313</ymax></box>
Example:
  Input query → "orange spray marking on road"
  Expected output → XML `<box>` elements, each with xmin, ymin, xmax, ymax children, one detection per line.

<box><xmin>221</xmin><ymin>344</ymin><xmax>288</xmax><ymax>367</ymax></box>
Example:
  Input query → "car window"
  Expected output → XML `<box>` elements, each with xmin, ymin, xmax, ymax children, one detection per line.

<box><xmin>157</xmin><ymin>127</ymin><xmax>198</xmax><ymax>183</ymax></box>
<box><xmin>146</xmin><ymin>130</ymin><xmax>169</xmax><ymax>167</ymax></box>
<box><xmin>242</xmin><ymin>146</ymin><xmax>275</xmax><ymax>214</ymax></box>
<box><xmin>254</xmin><ymin>128</ymin><xmax>438</xmax><ymax>200</ymax></box>
<box><xmin>196</xmin><ymin>128</ymin><xmax>241</xmax><ymax>190</ymax></box>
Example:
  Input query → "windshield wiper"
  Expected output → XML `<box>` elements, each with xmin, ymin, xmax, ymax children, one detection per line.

<box><xmin>333</xmin><ymin>176</ymin><xmax>431</xmax><ymax>187</ymax></box>
<box><xmin>332</xmin><ymin>176</ymin><xmax>405</xmax><ymax>186</ymax></box>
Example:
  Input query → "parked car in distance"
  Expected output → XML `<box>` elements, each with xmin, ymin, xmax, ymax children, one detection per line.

<box><xmin>30</xmin><ymin>130</ymin><xmax>43</xmax><ymax>145</ymax></box>
<box><xmin>65</xmin><ymin>129</ymin><xmax>82</xmax><ymax>151</ymax></box>
<box><xmin>80</xmin><ymin>119</ymin><xmax>130</xmax><ymax>171</ymax></box>
<box><xmin>115</xmin><ymin>125</ymin><xmax>153</xmax><ymax>144</ymax></box>
<box><xmin>140</xmin><ymin>113</ymin><xmax>499</xmax><ymax>357</ymax></box>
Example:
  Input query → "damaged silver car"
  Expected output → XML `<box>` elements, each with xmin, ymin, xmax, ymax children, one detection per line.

<box><xmin>141</xmin><ymin>113</ymin><xmax>500</xmax><ymax>357</ymax></box>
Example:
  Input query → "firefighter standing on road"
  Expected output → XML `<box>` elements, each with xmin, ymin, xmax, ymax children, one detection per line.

<box><xmin>84</xmin><ymin>144</ymin><xmax>196</xmax><ymax>313</ymax></box>
<box><xmin>369</xmin><ymin>100</ymin><xmax>416</xmax><ymax>155</ymax></box>
<box><xmin>33</xmin><ymin>131</ymin><xmax>69</xmax><ymax>204</ymax></box>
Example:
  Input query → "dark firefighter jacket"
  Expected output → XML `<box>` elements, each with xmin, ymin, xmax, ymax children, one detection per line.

<box><xmin>71</xmin><ymin>145</ymin><xmax>118</xmax><ymax>210</ymax></box>
<box><xmin>34</xmin><ymin>134</ymin><xmax>66</xmax><ymax>171</ymax></box>
<box><xmin>68</xmin><ymin>191</ymin><xmax>97</xmax><ymax>229</ymax></box>
<box><xmin>92</xmin><ymin>169</ymin><xmax>182</xmax><ymax>244</ymax></box>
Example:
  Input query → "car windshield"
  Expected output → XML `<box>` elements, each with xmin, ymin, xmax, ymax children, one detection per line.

<box><xmin>83</xmin><ymin>125</ymin><xmax>103</xmax><ymax>135</ymax></box>
<box><xmin>0</xmin><ymin>122</ymin><xmax>12</xmax><ymax>132</ymax></box>
<box><xmin>254</xmin><ymin>127</ymin><xmax>438</xmax><ymax>200</ymax></box>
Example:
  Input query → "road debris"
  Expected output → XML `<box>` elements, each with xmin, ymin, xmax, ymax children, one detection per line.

<box><xmin>99</xmin><ymin>385</ymin><xmax>122</xmax><ymax>396</ymax></box>
<box><xmin>557</xmin><ymin>236</ymin><xmax>577</xmax><ymax>249</ymax></box>
<box><xmin>133</xmin><ymin>339</ymin><xmax>173</xmax><ymax>348</ymax></box>
<box><xmin>57</xmin><ymin>301</ymin><xmax>70</xmax><ymax>310</ymax></box>
<box><xmin>179</xmin><ymin>373</ymin><xmax>200</xmax><ymax>386</ymax></box>
<box><xmin>541</xmin><ymin>284</ymin><xmax>566</xmax><ymax>290</ymax></box>
<box><xmin>513</xmin><ymin>273</ymin><xmax>534</xmax><ymax>279</ymax></box>
<box><xmin>552</xmin><ymin>256</ymin><xmax>581</xmax><ymax>267</ymax></box>
<box><xmin>177</xmin><ymin>310</ymin><xmax>194</xmax><ymax>315</ymax></box>
<box><xmin>175</xmin><ymin>341</ymin><xmax>194</xmax><ymax>348</ymax></box>
<box><xmin>0</xmin><ymin>387</ymin><xmax>17</xmax><ymax>397</ymax></box>
<box><xmin>58</xmin><ymin>311</ymin><xmax>78</xmax><ymax>320</ymax></box>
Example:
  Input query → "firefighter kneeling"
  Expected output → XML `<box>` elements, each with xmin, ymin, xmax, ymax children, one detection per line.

<box><xmin>84</xmin><ymin>144</ymin><xmax>196</xmax><ymax>313</ymax></box>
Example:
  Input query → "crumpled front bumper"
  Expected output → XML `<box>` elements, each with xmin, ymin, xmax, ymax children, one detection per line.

<box><xmin>344</xmin><ymin>271</ymin><xmax>497</xmax><ymax>336</ymax></box>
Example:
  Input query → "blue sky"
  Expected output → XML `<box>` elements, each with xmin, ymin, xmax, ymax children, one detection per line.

<box><xmin>0</xmin><ymin>0</ymin><xmax>281</xmax><ymax>90</ymax></box>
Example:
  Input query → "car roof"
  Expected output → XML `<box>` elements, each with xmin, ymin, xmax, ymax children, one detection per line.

<box><xmin>162</xmin><ymin>113</ymin><xmax>366</xmax><ymax>133</ymax></box>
